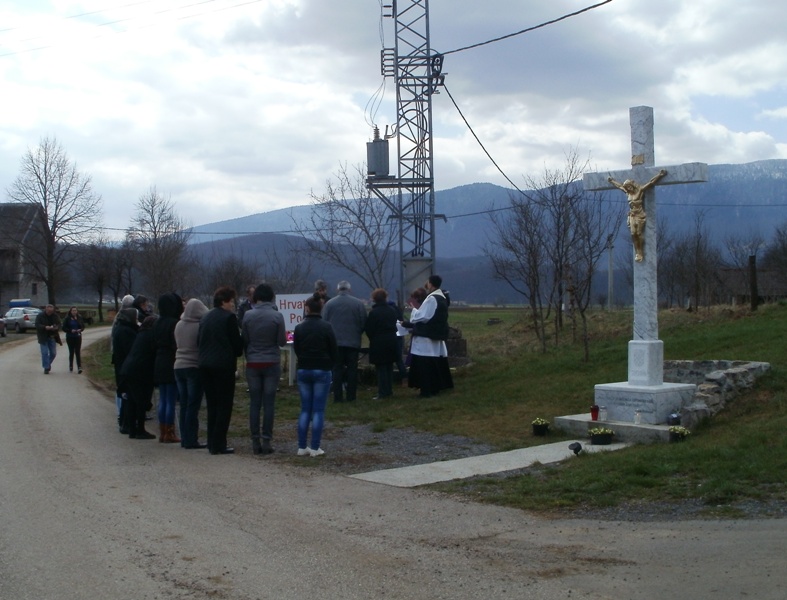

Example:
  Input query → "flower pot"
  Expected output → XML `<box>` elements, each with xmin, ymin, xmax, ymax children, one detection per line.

<box><xmin>532</xmin><ymin>424</ymin><xmax>549</xmax><ymax>437</ymax></box>
<box><xmin>590</xmin><ymin>433</ymin><xmax>613</xmax><ymax>445</ymax></box>
<box><xmin>667</xmin><ymin>414</ymin><xmax>681</xmax><ymax>426</ymax></box>
<box><xmin>669</xmin><ymin>432</ymin><xmax>687</xmax><ymax>443</ymax></box>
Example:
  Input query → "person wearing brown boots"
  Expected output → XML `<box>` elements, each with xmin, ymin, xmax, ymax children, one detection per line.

<box><xmin>154</xmin><ymin>292</ymin><xmax>184</xmax><ymax>444</ymax></box>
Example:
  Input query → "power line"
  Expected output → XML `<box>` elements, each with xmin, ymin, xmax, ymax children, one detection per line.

<box><xmin>0</xmin><ymin>0</ymin><xmax>156</xmax><ymax>34</ymax></box>
<box><xmin>443</xmin><ymin>83</ymin><xmax>526</xmax><ymax>196</ymax></box>
<box><xmin>435</xmin><ymin>3</ymin><xmax>618</xmax><ymax>203</ymax></box>
<box><xmin>0</xmin><ymin>0</ymin><xmax>265</xmax><ymax>58</ymax></box>
<box><xmin>441</xmin><ymin>0</ymin><xmax>614</xmax><ymax>56</ymax></box>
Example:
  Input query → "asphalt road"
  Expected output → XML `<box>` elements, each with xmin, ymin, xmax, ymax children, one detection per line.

<box><xmin>1</xmin><ymin>328</ymin><xmax>785</xmax><ymax>600</ymax></box>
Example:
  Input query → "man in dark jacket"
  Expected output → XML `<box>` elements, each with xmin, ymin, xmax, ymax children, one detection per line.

<box><xmin>35</xmin><ymin>304</ymin><xmax>61</xmax><ymax>374</ymax></box>
<box><xmin>199</xmin><ymin>286</ymin><xmax>244</xmax><ymax>455</ymax></box>
<box><xmin>364</xmin><ymin>289</ymin><xmax>399</xmax><ymax>399</ymax></box>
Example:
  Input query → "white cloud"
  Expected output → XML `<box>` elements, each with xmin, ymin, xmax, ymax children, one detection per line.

<box><xmin>1</xmin><ymin>0</ymin><xmax>786</xmax><ymax>237</ymax></box>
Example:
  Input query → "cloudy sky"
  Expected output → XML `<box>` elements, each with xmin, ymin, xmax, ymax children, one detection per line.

<box><xmin>1</xmin><ymin>0</ymin><xmax>786</xmax><ymax>238</ymax></box>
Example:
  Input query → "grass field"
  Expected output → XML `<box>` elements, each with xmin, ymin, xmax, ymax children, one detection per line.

<box><xmin>83</xmin><ymin>302</ymin><xmax>787</xmax><ymax>517</ymax></box>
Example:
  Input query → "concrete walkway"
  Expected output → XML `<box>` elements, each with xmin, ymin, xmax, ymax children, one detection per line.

<box><xmin>350</xmin><ymin>440</ymin><xmax>630</xmax><ymax>487</ymax></box>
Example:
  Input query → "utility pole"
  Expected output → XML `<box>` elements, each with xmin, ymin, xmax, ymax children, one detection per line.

<box><xmin>366</xmin><ymin>0</ymin><xmax>444</xmax><ymax>305</ymax></box>
<box><xmin>748</xmin><ymin>253</ymin><xmax>758</xmax><ymax>311</ymax></box>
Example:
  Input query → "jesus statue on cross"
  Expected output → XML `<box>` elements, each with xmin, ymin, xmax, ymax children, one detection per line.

<box><xmin>608</xmin><ymin>168</ymin><xmax>667</xmax><ymax>262</ymax></box>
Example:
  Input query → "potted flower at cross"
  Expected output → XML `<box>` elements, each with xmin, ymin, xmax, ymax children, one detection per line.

<box><xmin>532</xmin><ymin>417</ymin><xmax>550</xmax><ymax>436</ymax></box>
<box><xmin>668</xmin><ymin>425</ymin><xmax>691</xmax><ymax>442</ymax></box>
<box><xmin>588</xmin><ymin>427</ymin><xmax>615</xmax><ymax>445</ymax></box>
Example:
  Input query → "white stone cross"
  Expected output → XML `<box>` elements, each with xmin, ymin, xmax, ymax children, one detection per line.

<box><xmin>583</xmin><ymin>106</ymin><xmax>707</xmax><ymax>386</ymax></box>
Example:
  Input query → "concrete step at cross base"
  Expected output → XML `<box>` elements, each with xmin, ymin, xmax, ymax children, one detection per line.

<box><xmin>554</xmin><ymin>413</ymin><xmax>671</xmax><ymax>444</ymax></box>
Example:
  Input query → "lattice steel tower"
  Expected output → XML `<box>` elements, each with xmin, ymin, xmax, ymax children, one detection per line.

<box><xmin>367</xmin><ymin>0</ymin><xmax>444</xmax><ymax>303</ymax></box>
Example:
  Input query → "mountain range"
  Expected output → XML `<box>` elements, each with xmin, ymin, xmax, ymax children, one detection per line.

<box><xmin>189</xmin><ymin>160</ymin><xmax>787</xmax><ymax>304</ymax></box>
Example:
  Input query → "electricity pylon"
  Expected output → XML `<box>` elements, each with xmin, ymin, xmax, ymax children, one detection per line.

<box><xmin>366</xmin><ymin>0</ymin><xmax>444</xmax><ymax>304</ymax></box>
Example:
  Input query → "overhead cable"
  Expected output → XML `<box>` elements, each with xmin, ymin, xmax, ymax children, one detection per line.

<box><xmin>441</xmin><ymin>0</ymin><xmax>614</xmax><ymax>56</ymax></box>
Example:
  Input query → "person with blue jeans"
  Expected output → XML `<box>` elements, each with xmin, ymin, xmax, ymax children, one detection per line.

<box><xmin>174</xmin><ymin>298</ymin><xmax>209</xmax><ymax>449</ymax></box>
<box><xmin>293</xmin><ymin>294</ymin><xmax>338</xmax><ymax>457</ymax></box>
<box><xmin>242</xmin><ymin>283</ymin><xmax>287</xmax><ymax>455</ymax></box>
<box><xmin>35</xmin><ymin>304</ymin><xmax>61</xmax><ymax>374</ymax></box>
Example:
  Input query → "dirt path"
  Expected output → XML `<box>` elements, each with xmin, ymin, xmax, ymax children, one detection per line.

<box><xmin>1</xmin><ymin>328</ymin><xmax>784</xmax><ymax>599</ymax></box>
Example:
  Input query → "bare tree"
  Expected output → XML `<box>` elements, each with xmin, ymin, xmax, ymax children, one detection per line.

<box><xmin>518</xmin><ymin>148</ymin><xmax>596</xmax><ymax>345</ymax></box>
<box><xmin>6</xmin><ymin>136</ymin><xmax>103</xmax><ymax>304</ymax></box>
<box><xmin>762</xmin><ymin>222</ymin><xmax>787</xmax><ymax>288</ymax></box>
<box><xmin>565</xmin><ymin>194</ymin><xmax>623</xmax><ymax>361</ymax></box>
<box><xmin>724</xmin><ymin>229</ymin><xmax>766</xmax><ymax>272</ymax></box>
<box><xmin>485</xmin><ymin>147</ymin><xmax>621</xmax><ymax>359</ymax></box>
<box><xmin>126</xmin><ymin>186</ymin><xmax>192</xmax><ymax>301</ymax></box>
<box><xmin>259</xmin><ymin>243</ymin><xmax>313</xmax><ymax>294</ymax></box>
<box><xmin>655</xmin><ymin>215</ymin><xmax>680</xmax><ymax>307</ymax></box>
<box><xmin>105</xmin><ymin>241</ymin><xmax>136</xmax><ymax>310</ymax></box>
<box><xmin>201</xmin><ymin>251</ymin><xmax>262</xmax><ymax>298</ymax></box>
<box><xmin>724</xmin><ymin>229</ymin><xmax>766</xmax><ymax>310</ymax></box>
<box><xmin>78</xmin><ymin>236</ymin><xmax>114</xmax><ymax>322</ymax></box>
<box><xmin>291</xmin><ymin>163</ymin><xmax>398</xmax><ymax>290</ymax></box>
<box><xmin>198</xmin><ymin>237</ymin><xmax>312</xmax><ymax>299</ymax></box>
<box><xmin>484</xmin><ymin>197</ymin><xmax>549</xmax><ymax>352</ymax></box>
<box><xmin>664</xmin><ymin>210</ymin><xmax>723</xmax><ymax>311</ymax></box>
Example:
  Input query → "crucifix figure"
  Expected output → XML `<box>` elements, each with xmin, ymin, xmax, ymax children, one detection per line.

<box><xmin>580</xmin><ymin>106</ymin><xmax>707</xmax><ymax>424</ymax></box>
<box><xmin>608</xmin><ymin>168</ymin><xmax>667</xmax><ymax>262</ymax></box>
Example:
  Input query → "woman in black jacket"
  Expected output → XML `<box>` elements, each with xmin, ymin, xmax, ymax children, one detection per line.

<box><xmin>364</xmin><ymin>288</ymin><xmax>398</xmax><ymax>400</ymax></box>
<box><xmin>62</xmin><ymin>306</ymin><xmax>86</xmax><ymax>373</ymax></box>
<box><xmin>153</xmin><ymin>293</ymin><xmax>183</xmax><ymax>443</ymax></box>
<box><xmin>111</xmin><ymin>307</ymin><xmax>139</xmax><ymax>433</ymax></box>
<box><xmin>293</xmin><ymin>293</ymin><xmax>337</xmax><ymax>457</ymax></box>
<box><xmin>198</xmin><ymin>287</ymin><xmax>244</xmax><ymax>455</ymax></box>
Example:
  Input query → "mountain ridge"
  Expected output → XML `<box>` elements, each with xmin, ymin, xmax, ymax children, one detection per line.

<box><xmin>190</xmin><ymin>159</ymin><xmax>787</xmax><ymax>260</ymax></box>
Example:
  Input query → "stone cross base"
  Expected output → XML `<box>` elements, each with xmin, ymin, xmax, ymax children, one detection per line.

<box><xmin>594</xmin><ymin>382</ymin><xmax>696</xmax><ymax>425</ymax></box>
<box><xmin>628</xmin><ymin>340</ymin><xmax>663</xmax><ymax>386</ymax></box>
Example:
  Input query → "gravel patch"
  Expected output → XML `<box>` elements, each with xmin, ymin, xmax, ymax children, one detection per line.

<box><xmin>247</xmin><ymin>421</ymin><xmax>496</xmax><ymax>475</ymax></box>
<box><xmin>233</xmin><ymin>422</ymin><xmax>787</xmax><ymax>522</ymax></box>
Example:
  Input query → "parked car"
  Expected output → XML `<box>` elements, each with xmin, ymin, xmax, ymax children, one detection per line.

<box><xmin>3</xmin><ymin>307</ymin><xmax>42</xmax><ymax>333</ymax></box>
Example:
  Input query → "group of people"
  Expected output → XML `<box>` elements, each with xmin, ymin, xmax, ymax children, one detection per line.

<box><xmin>36</xmin><ymin>304</ymin><xmax>86</xmax><ymax>375</ymax></box>
<box><xmin>282</xmin><ymin>274</ymin><xmax>453</xmax><ymax>455</ymax></box>
<box><xmin>55</xmin><ymin>273</ymin><xmax>453</xmax><ymax>459</ymax></box>
<box><xmin>111</xmin><ymin>289</ymin><xmax>244</xmax><ymax>453</ymax></box>
<box><xmin>312</xmin><ymin>274</ymin><xmax>454</xmax><ymax>405</ymax></box>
